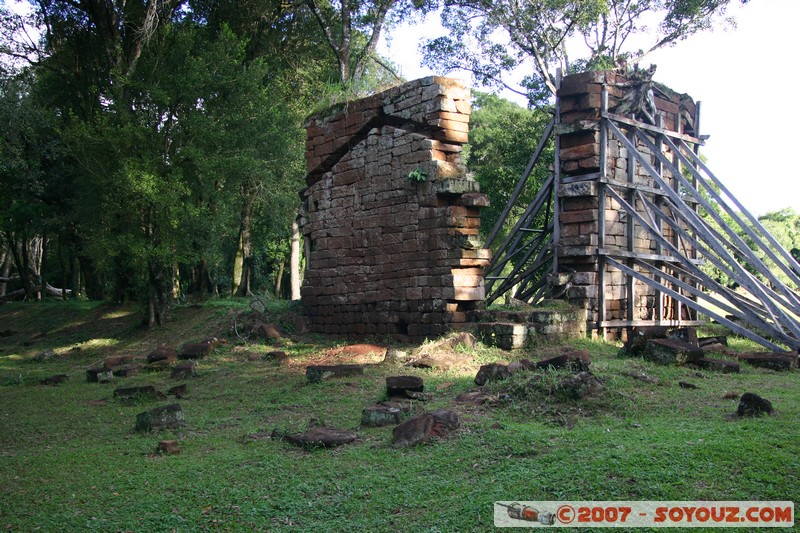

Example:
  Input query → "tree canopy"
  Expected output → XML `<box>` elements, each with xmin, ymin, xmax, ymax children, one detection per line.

<box><xmin>423</xmin><ymin>0</ymin><xmax>747</xmax><ymax>105</ymax></box>
<box><xmin>0</xmin><ymin>0</ymin><xmax>404</xmax><ymax>321</ymax></box>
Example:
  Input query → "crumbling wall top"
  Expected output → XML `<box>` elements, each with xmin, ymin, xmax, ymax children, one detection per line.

<box><xmin>304</xmin><ymin>77</ymin><xmax>471</xmax><ymax>186</ymax></box>
<box><xmin>558</xmin><ymin>70</ymin><xmax>697</xmax><ymax>135</ymax></box>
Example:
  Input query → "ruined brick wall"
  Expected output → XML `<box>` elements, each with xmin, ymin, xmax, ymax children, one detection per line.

<box><xmin>556</xmin><ymin>70</ymin><xmax>697</xmax><ymax>330</ymax></box>
<box><xmin>299</xmin><ymin>77</ymin><xmax>491</xmax><ymax>341</ymax></box>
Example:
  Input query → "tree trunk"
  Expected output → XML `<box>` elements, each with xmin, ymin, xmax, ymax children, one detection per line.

<box><xmin>73</xmin><ymin>257</ymin><xmax>83</xmax><ymax>298</ymax></box>
<box><xmin>291</xmin><ymin>220</ymin><xmax>301</xmax><ymax>300</ymax></box>
<box><xmin>39</xmin><ymin>234</ymin><xmax>47</xmax><ymax>302</ymax></box>
<box><xmin>0</xmin><ymin>248</ymin><xmax>10</xmax><ymax>297</ymax></box>
<box><xmin>20</xmin><ymin>236</ymin><xmax>33</xmax><ymax>300</ymax></box>
<box><xmin>58</xmin><ymin>237</ymin><xmax>69</xmax><ymax>301</ymax></box>
<box><xmin>274</xmin><ymin>259</ymin><xmax>285</xmax><ymax>297</ymax></box>
<box><xmin>232</xmin><ymin>200</ymin><xmax>253</xmax><ymax>297</ymax></box>
<box><xmin>114</xmin><ymin>254</ymin><xmax>138</xmax><ymax>304</ymax></box>
<box><xmin>172</xmin><ymin>264</ymin><xmax>181</xmax><ymax>300</ymax></box>
<box><xmin>27</xmin><ymin>236</ymin><xmax>44</xmax><ymax>301</ymax></box>
<box><xmin>147</xmin><ymin>257</ymin><xmax>172</xmax><ymax>326</ymax></box>
<box><xmin>7</xmin><ymin>233</ymin><xmax>35</xmax><ymax>301</ymax></box>
<box><xmin>79</xmin><ymin>255</ymin><xmax>104</xmax><ymax>299</ymax></box>
<box><xmin>189</xmin><ymin>258</ymin><xmax>212</xmax><ymax>294</ymax></box>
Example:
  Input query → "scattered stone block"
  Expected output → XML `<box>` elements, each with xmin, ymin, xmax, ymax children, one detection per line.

<box><xmin>156</xmin><ymin>440</ymin><xmax>180</xmax><ymax>455</ymax></box>
<box><xmin>147</xmin><ymin>346</ymin><xmax>177</xmax><ymax>363</ymax></box>
<box><xmin>103</xmin><ymin>354</ymin><xmax>134</xmax><ymax>369</ymax></box>
<box><xmin>621</xmin><ymin>369</ymin><xmax>660</xmax><ymax>384</ymax></box>
<box><xmin>111</xmin><ymin>363</ymin><xmax>142</xmax><ymax>377</ymax></box>
<box><xmin>643</xmin><ymin>338</ymin><xmax>704</xmax><ymax>365</ymax></box>
<box><xmin>736</xmin><ymin>393</ymin><xmax>774</xmax><ymax>417</ymax></box>
<box><xmin>39</xmin><ymin>374</ymin><xmax>68</xmax><ymax>386</ymax></box>
<box><xmin>678</xmin><ymin>381</ymin><xmax>699</xmax><ymax>390</ymax></box>
<box><xmin>361</xmin><ymin>405</ymin><xmax>404</xmax><ymax>427</ymax></box>
<box><xmin>698</xmin><ymin>335</ymin><xmax>728</xmax><ymax>348</ymax></box>
<box><xmin>554</xmin><ymin>372</ymin><xmax>602</xmax><ymax>399</ymax></box>
<box><xmin>305</xmin><ymin>364</ymin><xmax>364</xmax><ymax>383</ymax></box>
<box><xmin>171</xmin><ymin>361</ymin><xmax>197</xmax><ymax>379</ymax></box>
<box><xmin>474</xmin><ymin>363</ymin><xmax>511</xmax><ymax>386</ymax></box>
<box><xmin>407</xmin><ymin>352</ymin><xmax>472</xmax><ymax>371</ymax></box>
<box><xmin>534</xmin><ymin>350</ymin><xmax>590</xmax><ymax>372</ymax></box>
<box><xmin>179</xmin><ymin>339</ymin><xmax>218</xmax><ymax>360</ymax></box>
<box><xmin>693</xmin><ymin>357</ymin><xmax>740</xmax><ymax>373</ymax></box>
<box><xmin>737</xmin><ymin>352</ymin><xmax>797</xmax><ymax>371</ymax></box>
<box><xmin>700</xmin><ymin>343</ymin><xmax>728</xmax><ymax>354</ymax></box>
<box><xmin>619</xmin><ymin>327</ymin><xmax>672</xmax><ymax>357</ymax></box>
<box><xmin>33</xmin><ymin>349</ymin><xmax>56</xmax><ymax>362</ymax></box>
<box><xmin>392</xmin><ymin>409</ymin><xmax>460</xmax><ymax>448</ymax></box>
<box><xmin>384</xmin><ymin>348</ymin><xmax>411</xmax><ymax>364</ymax></box>
<box><xmin>167</xmin><ymin>384</ymin><xmax>187</xmax><ymax>398</ymax></box>
<box><xmin>455</xmin><ymin>391</ymin><xmax>492</xmax><ymax>405</ymax></box>
<box><xmin>379</xmin><ymin>400</ymin><xmax>414</xmax><ymax>414</ymax></box>
<box><xmin>386</xmin><ymin>375</ymin><xmax>424</xmax><ymax>397</ymax></box>
<box><xmin>114</xmin><ymin>385</ymin><xmax>165</xmax><ymax>401</ymax></box>
<box><xmin>144</xmin><ymin>360</ymin><xmax>173</xmax><ymax>372</ymax></box>
<box><xmin>414</xmin><ymin>332</ymin><xmax>477</xmax><ymax>356</ymax></box>
<box><xmin>86</xmin><ymin>367</ymin><xmax>114</xmax><ymax>383</ymax></box>
<box><xmin>618</xmin><ymin>335</ymin><xmax>649</xmax><ymax>357</ymax></box>
<box><xmin>403</xmin><ymin>391</ymin><xmax>433</xmax><ymax>402</ymax></box>
<box><xmin>135</xmin><ymin>403</ymin><xmax>185</xmax><ymax>431</ymax></box>
<box><xmin>278</xmin><ymin>427</ymin><xmax>357</xmax><ymax>448</ymax></box>
<box><xmin>668</xmin><ymin>327</ymin><xmax>698</xmax><ymax>345</ymax></box>
<box><xmin>266</xmin><ymin>350</ymin><xmax>288</xmax><ymax>362</ymax></box>
<box><xmin>507</xmin><ymin>361</ymin><xmax>524</xmax><ymax>374</ymax></box>
<box><xmin>286</xmin><ymin>312</ymin><xmax>309</xmax><ymax>336</ymax></box>
<box><xmin>253</xmin><ymin>322</ymin><xmax>282</xmax><ymax>341</ymax></box>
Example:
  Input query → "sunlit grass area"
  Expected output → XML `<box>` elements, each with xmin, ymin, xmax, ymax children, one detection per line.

<box><xmin>0</xmin><ymin>299</ymin><xmax>798</xmax><ymax>530</ymax></box>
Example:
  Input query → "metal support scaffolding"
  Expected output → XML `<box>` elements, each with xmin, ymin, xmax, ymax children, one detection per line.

<box><xmin>483</xmin><ymin>75</ymin><xmax>800</xmax><ymax>351</ymax></box>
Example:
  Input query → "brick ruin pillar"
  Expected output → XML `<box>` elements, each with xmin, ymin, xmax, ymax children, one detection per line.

<box><xmin>555</xmin><ymin>70</ymin><xmax>698</xmax><ymax>339</ymax></box>
<box><xmin>299</xmin><ymin>77</ymin><xmax>491</xmax><ymax>341</ymax></box>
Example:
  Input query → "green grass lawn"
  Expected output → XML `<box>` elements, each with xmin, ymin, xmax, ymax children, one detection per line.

<box><xmin>0</xmin><ymin>300</ymin><xmax>797</xmax><ymax>531</ymax></box>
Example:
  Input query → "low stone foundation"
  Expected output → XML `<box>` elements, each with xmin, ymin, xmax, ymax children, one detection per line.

<box><xmin>474</xmin><ymin>305</ymin><xmax>587</xmax><ymax>349</ymax></box>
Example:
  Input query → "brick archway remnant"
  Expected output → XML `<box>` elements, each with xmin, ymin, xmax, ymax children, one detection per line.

<box><xmin>299</xmin><ymin>77</ymin><xmax>491</xmax><ymax>341</ymax></box>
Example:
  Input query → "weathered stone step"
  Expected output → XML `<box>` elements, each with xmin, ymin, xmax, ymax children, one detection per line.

<box><xmin>642</xmin><ymin>338</ymin><xmax>704</xmax><ymax>365</ymax></box>
<box><xmin>135</xmin><ymin>403</ymin><xmax>184</xmax><ymax>432</ymax></box>
<box><xmin>277</xmin><ymin>427</ymin><xmax>357</xmax><ymax>448</ymax></box>
<box><xmin>737</xmin><ymin>352</ymin><xmax>797</xmax><ymax>371</ymax></box>
<box><xmin>114</xmin><ymin>385</ymin><xmax>166</xmax><ymax>401</ymax></box>
<box><xmin>392</xmin><ymin>409</ymin><xmax>460</xmax><ymax>448</ymax></box>
<box><xmin>306</xmin><ymin>364</ymin><xmax>364</xmax><ymax>383</ymax></box>
<box><xmin>385</xmin><ymin>375</ymin><xmax>424</xmax><ymax>397</ymax></box>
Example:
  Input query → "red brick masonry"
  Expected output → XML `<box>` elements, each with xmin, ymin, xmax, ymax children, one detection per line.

<box><xmin>300</xmin><ymin>77</ymin><xmax>491</xmax><ymax>340</ymax></box>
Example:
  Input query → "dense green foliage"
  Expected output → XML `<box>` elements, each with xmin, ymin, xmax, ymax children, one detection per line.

<box><xmin>0</xmin><ymin>0</ymin><xmax>409</xmax><ymax>322</ymax></box>
<box><xmin>464</xmin><ymin>92</ymin><xmax>552</xmax><ymax>243</ymax></box>
<box><xmin>698</xmin><ymin>196</ymin><xmax>800</xmax><ymax>291</ymax></box>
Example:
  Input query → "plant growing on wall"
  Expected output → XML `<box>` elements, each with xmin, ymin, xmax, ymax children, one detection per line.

<box><xmin>405</xmin><ymin>167</ymin><xmax>428</xmax><ymax>183</ymax></box>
